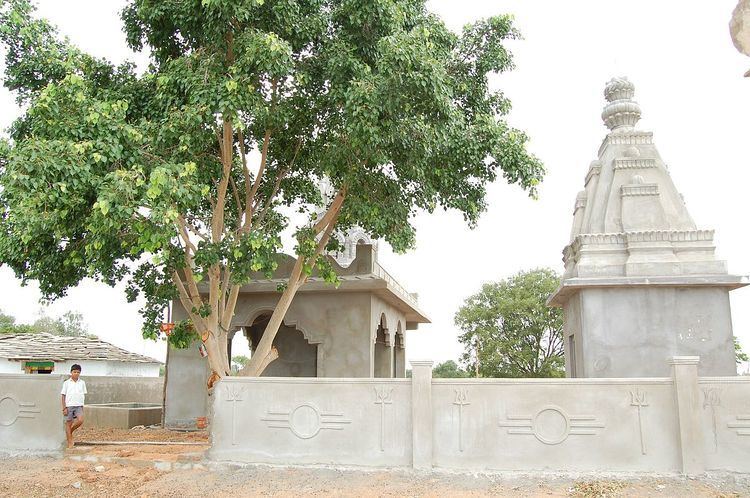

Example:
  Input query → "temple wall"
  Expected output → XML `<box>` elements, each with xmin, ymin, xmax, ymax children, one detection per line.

<box><xmin>577</xmin><ymin>287</ymin><xmax>736</xmax><ymax>377</ymax></box>
<box><xmin>208</xmin><ymin>359</ymin><xmax>750</xmax><ymax>474</ymax></box>
<box><xmin>165</xmin><ymin>292</ymin><xmax>375</xmax><ymax>428</ymax></box>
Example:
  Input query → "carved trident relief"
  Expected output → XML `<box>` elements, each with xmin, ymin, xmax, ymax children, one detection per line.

<box><xmin>374</xmin><ymin>387</ymin><xmax>393</xmax><ymax>451</ymax></box>
<box><xmin>629</xmin><ymin>389</ymin><xmax>649</xmax><ymax>455</ymax></box>
<box><xmin>225</xmin><ymin>385</ymin><xmax>245</xmax><ymax>445</ymax></box>
<box><xmin>702</xmin><ymin>388</ymin><xmax>721</xmax><ymax>452</ymax></box>
<box><xmin>453</xmin><ymin>389</ymin><xmax>470</xmax><ymax>452</ymax></box>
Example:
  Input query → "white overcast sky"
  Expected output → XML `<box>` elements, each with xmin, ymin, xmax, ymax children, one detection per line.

<box><xmin>1</xmin><ymin>1</ymin><xmax>749</xmax><ymax>369</ymax></box>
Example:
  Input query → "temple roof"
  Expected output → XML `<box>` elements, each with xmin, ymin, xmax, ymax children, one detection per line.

<box><xmin>550</xmin><ymin>78</ymin><xmax>748</xmax><ymax>305</ymax></box>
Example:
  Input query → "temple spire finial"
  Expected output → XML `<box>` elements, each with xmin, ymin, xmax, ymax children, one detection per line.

<box><xmin>601</xmin><ymin>76</ymin><xmax>641</xmax><ymax>131</ymax></box>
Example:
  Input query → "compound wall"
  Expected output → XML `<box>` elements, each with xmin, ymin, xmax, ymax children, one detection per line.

<box><xmin>209</xmin><ymin>358</ymin><xmax>750</xmax><ymax>474</ymax></box>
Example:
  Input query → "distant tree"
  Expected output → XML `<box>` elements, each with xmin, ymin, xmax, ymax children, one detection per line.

<box><xmin>0</xmin><ymin>309</ymin><xmax>89</xmax><ymax>336</ymax></box>
<box><xmin>736</xmin><ymin>337</ymin><xmax>749</xmax><ymax>365</ymax></box>
<box><xmin>432</xmin><ymin>360</ymin><xmax>470</xmax><ymax>378</ymax></box>
<box><xmin>0</xmin><ymin>309</ymin><xmax>32</xmax><ymax>334</ymax></box>
<box><xmin>231</xmin><ymin>354</ymin><xmax>250</xmax><ymax>373</ymax></box>
<box><xmin>455</xmin><ymin>268</ymin><xmax>564</xmax><ymax>378</ymax></box>
<box><xmin>31</xmin><ymin>310</ymin><xmax>89</xmax><ymax>337</ymax></box>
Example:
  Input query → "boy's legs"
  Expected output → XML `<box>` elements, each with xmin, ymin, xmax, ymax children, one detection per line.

<box><xmin>65</xmin><ymin>407</ymin><xmax>83</xmax><ymax>448</ymax></box>
<box><xmin>65</xmin><ymin>419</ymin><xmax>73</xmax><ymax>448</ymax></box>
<box><xmin>71</xmin><ymin>408</ymin><xmax>84</xmax><ymax>432</ymax></box>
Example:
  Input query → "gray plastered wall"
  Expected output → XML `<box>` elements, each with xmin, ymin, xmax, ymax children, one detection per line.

<box><xmin>0</xmin><ymin>374</ymin><xmax>66</xmax><ymax>455</ymax></box>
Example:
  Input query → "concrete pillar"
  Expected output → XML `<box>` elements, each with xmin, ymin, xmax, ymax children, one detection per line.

<box><xmin>410</xmin><ymin>360</ymin><xmax>433</xmax><ymax>470</ymax></box>
<box><xmin>670</xmin><ymin>356</ymin><xmax>704</xmax><ymax>475</ymax></box>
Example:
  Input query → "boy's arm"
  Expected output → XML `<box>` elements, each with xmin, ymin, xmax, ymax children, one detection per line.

<box><xmin>61</xmin><ymin>394</ymin><xmax>67</xmax><ymax>413</ymax></box>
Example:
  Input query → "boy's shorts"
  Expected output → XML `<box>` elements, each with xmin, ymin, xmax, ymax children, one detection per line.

<box><xmin>66</xmin><ymin>406</ymin><xmax>83</xmax><ymax>422</ymax></box>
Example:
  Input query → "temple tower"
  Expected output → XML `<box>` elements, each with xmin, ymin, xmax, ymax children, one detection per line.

<box><xmin>549</xmin><ymin>77</ymin><xmax>748</xmax><ymax>377</ymax></box>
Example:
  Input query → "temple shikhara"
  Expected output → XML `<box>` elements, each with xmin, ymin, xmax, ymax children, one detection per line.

<box><xmin>550</xmin><ymin>77</ymin><xmax>748</xmax><ymax>377</ymax></box>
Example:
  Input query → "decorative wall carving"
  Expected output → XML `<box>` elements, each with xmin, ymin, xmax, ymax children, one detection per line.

<box><xmin>225</xmin><ymin>385</ymin><xmax>245</xmax><ymax>445</ymax></box>
<box><xmin>498</xmin><ymin>405</ymin><xmax>604</xmax><ymax>445</ymax></box>
<box><xmin>453</xmin><ymin>389</ymin><xmax>470</xmax><ymax>452</ymax></box>
<box><xmin>629</xmin><ymin>389</ymin><xmax>649</xmax><ymax>455</ymax></box>
<box><xmin>727</xmin><ymin>415</ymin><xmax>750</xmax><ymax>436</ymax></box>
<box><xmin>614</xmin><ymin>159</ymin><xmax>657</xmax><ymax>170</ymax></box>
<box><xmin>374</xmin><ymin>387</ymin><xmax>393</xmax><ymax>451</ymax></box>
<box><xmin>621</xmin><ymin>184</ymin><xmax>660</xmax><ymax>197</ymax></box>
<box><xmin>702</xmin><ymin>387</ymin><xmax>721</xmax><ymax>452</ymax></box>
<box><xmin>0</xmin><ymin>394</ymin><xmax>40</xmax><ymax>427</ymax></box>
<box><xmin>261</xmin><ymin>402</ymin><xmax>351</xmax><ymax>439</ymax></box>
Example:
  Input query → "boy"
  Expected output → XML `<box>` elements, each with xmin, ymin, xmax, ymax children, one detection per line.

<box><xmin>60</xmin><ymin>364</ymin><xmax>87</xmax><ymax>448</ymax></box>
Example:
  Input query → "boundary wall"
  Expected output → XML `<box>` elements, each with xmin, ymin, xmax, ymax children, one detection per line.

<box><xmin>0</xmin><ymin>374</ymin><xmax>66</xmax><ymax>455</ymax></box>
<box><xmin>209</xmin><ymin>357</ymin><xmax>750</xmax><ymax>474</ymax></box>
<box><xmin>84</xmin><ymin>375</ymin><xmax>164</xmax><ymax>405</ymax></box>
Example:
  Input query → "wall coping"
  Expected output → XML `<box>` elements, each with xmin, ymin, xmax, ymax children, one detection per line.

<box><xmin>217</xmin><ymin>377</ymin><xmax>411</xmax><ymax>385</ymax></box>
<box><xmin>669</xmin><ymin>356</ymin><xmax>701</xmax><ymax>365</ymax></box>
<box><xmin>432</xmin><ymin>377</ymin><xmax>673</xmax><ymax>386</ymax></box>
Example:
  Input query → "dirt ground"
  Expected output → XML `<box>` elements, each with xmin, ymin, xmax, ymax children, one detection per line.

<box><xmin>0</xmin><ymin>428</ymin><xmax>745</xmax><ymax>497</ymax></box>
<box><xmin>76</xmin><ymin>426</ymin><xmax>209</xmax><ymax>443</ymax></box>
<box><xmin>1</xmin><ymin>456</ymin><xmax>749</xmax><ymax>498</ymax></box>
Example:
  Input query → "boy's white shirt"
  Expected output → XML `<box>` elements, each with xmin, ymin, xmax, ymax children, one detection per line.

<box><xmin>61</xmin><ymin>378</ymin><xmax>87</xmax><ymax>407</ymax></box>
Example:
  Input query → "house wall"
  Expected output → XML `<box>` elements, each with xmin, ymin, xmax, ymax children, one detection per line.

<box><xmin>209</xmin><ymin>357</ymin><xmax>750</xmax><ymax>474</ymax></box>
<box><xmin>0</xmin><ymin>359</ymin><xmax>159</xmax><ymax>377</ymax></box>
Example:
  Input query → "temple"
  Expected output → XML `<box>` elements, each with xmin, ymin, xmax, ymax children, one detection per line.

<box><xmin>163</xmin><ymin>211</ymin><xmax>429</xmax><ymax>427</ymax></box>
<box><xmin>549</xmin><ymin>77</ymin><xmax>748</xmax><ymax>377</ymax></box>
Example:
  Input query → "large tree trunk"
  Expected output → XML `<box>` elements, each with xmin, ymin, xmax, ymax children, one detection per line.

<box><xmin>238</xmin><ymin>189</ymin><xmax>346</xmax><ymax>377</ymax></box>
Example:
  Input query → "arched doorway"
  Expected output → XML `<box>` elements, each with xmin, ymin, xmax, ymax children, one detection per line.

<box><xmin>374</xmin><ymin>313</ymin><xmax>392</xmax><ymax>378</ymax></box>
<box><xmin>246</xmin><ymin>313</ymin><xmax>318</xmax><ymax>377</ymax></box>
<box><xmin>394</xmin><ymin>322</ymin><xmax>405</xmax><ymax>378</ymax></box>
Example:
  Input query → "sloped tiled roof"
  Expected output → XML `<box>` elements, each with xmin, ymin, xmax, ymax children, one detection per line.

<box><xmin>0</xmin><ymin>333</ymin><xmax>162</xmax><ymax>364</ymax></box>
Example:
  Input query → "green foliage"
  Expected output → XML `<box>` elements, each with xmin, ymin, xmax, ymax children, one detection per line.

<box><xmin>432</xmin><ymin>360</ymin><xmax>470</xmax><ymax>378</ymax></box>
<box><xmin>455</xmin><ymin>268</ymin><xmax>564</xmax><ymax>378</ymax></box>
<box><xmin>736</xmin><ymin>337</ymin><xmax>749</xmax><ymax>365</ymax></box>
<box><xmin>0</xmin><ymin>0</ymin><xmax>544</xmax><ymax>346</ymax></box>
<box><xmin>167</xmin><ymin>320</ymin><xmax>200</xmax><ymax>349</ymax></box>
<box><xmin>0</xmin><ymin>309</ymin><xmax>89</xmax><ymax>336</ymax></box>
<box><xmin>231</xmin><ymin>354</ymin><xmax>250</xmax><ymax>373</ymax></box>
<box><xmin>31</xmin><ymin>310</ymin><xmax>89</xmax><ymax>337</ymax></box>
<box><xmin>0</xmin><ymin>309</ymin><xmax>33</xmax><ymax>333</ymax></box>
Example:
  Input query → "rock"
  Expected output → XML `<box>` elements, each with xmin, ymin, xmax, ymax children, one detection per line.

<box><xmin>72</xmin><ymin>482</ymin><xmax>82</xmax><ymax>489</ymax></box>
<box><xmin>94</xmin><ymin>465</ymin><xmax>105</xmax><ymax>473</ymax></box>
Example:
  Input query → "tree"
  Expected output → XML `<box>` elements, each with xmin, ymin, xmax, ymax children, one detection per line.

<box><xmin>0</xmin><ymin>308</ymin><xmax>90</xmax><ymax>336</ymax></box>
<box><xmin>455</xmin><ymin>268</ymin><xmax>563</xmax><ymax>378</ymax></box>
<box><xmin>736</xmin><ymin>337</ymin><xmax>749</xmax><ymax>365</ymax></box>
<box><xmin>432</xmin><ymin>360</ymin><xmax>469</xmax><ymax>378</ymax></box>
<box><xmin>0</xmin><ymin>0</ymin><xmax>543</xmax><ymax>386</ymax></box>
<box><xmin>231</xmin><ymin>354</ymin><xmax>250</xmax><ymax>372</ymax></box>
<box><xmin>31</xmin><ymin>310</ymin><xmax>89</xmax><ymax>337</ymax></box>
<box><xmin>0</xmin><ymin>309</ymin><xmax>32</xmax><ymax>334</ymax></box>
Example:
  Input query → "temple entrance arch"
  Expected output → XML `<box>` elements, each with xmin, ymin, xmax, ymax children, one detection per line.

<box><xmin>394</xmin><ymin>322</ymin><xmax>405</xmax><ymax>378</ymax></box>
<box><xmin>246</xmin><ymin>313</ymin><xmax>318</xmax><ymax>377</ymax></box>
<box><xmin>374</xmin><ymin>313</ymin><xmax>392</xmax><ymax>378</ymax></box>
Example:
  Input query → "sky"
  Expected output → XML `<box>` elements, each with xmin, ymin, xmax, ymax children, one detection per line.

<box><xmin>0</xmin><ymin>1</ymin><xmax>749</xmax><ymax>371</ymax></box>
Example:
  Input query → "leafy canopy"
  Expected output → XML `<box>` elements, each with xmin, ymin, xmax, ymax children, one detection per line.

<box><xmin>0</xmin><ymin>0</ymin><xmax>543</xmax><ymax>352</ymax></box>
<box><xmin>455</xmin><ymin>268</ymin><xmax>564</xmax><ymax>378</ymax></box>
